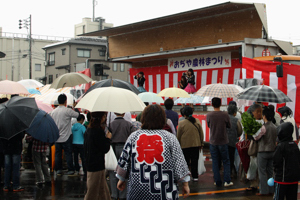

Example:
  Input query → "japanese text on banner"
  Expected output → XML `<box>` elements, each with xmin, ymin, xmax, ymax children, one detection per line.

<box><xmin>168</xmin><ymin>52</ymin><xmax>231</xmax><ymax>72</ymax></box>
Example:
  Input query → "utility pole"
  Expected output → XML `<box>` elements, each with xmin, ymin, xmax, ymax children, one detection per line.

<box><xmin>19</xmin><ymin>14</ymin><xmax>32</xmax><ymax>79</ymax></box>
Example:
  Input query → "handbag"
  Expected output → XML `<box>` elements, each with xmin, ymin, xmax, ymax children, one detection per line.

<box><xmin>105</xmin><ymin>145</ymin><xmax>118</xmax><ymax>171</ymax></box>
<box><xmin>248</xmin><ymin>140</ymin><xmax>258</xmax><ymax>156</ymax></box>
<box><xmin>198</xmin><ymin>149</ymin><xmax>206</xmax><ymax>175</ymax></box>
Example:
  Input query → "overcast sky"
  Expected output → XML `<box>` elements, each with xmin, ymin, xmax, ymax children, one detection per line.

<box><xmin>1</xmin><ymin>0</ymin><xmax>300</xmax><ymax>45</ymax></box>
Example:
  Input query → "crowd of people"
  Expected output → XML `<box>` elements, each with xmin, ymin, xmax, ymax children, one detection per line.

<box><xmin>0</xmin><ymin>90</ymin><xmax>300</xmax><ymax>200</ymax></box>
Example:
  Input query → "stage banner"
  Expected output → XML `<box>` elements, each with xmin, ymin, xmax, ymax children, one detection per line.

<box><xmin>168</xmin><ymin>52</ymin><xmax>231</xmax><ymax>72</ymax></box>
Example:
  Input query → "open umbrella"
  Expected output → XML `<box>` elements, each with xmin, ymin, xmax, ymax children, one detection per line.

<box><xmin>76</xmin><ymin>87</ymin><xmax>145</xmax><ymax>113</ymax></box>
<box><xmin>27</xmin><ymin>88</ymin><xmax>41</xmax><ymax>95</ymax></box>
<box><xmin>157</xmin><ymin>86</ymin><xmax>191</xmax><ymax>98</ymax></box>
<box><xmin>85</xmin><ymin>78</ymin><xmax>140</xmax><ymax>95</ymax></box>
<box><xmin>0</xmin><ymin>96</ymin><xmax>39</xmax><ymax>140</ymax></box>
<box><xmin>237</xmin><ymin>85</ymin><xmax>292</xmax><ymax>103</ymax></box>
<box><xmin>0</xmin><ymin>80</ymin><xmax>30</xmax><ymax>95</ymax></box>
<box><xmin>26</xmin><ymin>110</ymin><xmax>59</xmax><ymax>143</ymax></box>
<box><xmin>42</xmin><ymin>92</ymin><xmax>75</xmax><ymax>106</ymax></box>
<box><xmin>195</xmin><ymin>83</ymin><xmax>240</xmax><ymax>98</ymax></box>
<box><xmin>35</xmin><ymin>99</ymin><xmax>53</xmax><ymax>113</ymax></box>
<box><xmin>18</xmin><ymin>79</ymin><xmax>44</xmax><ymax>89</ymax></box>
<box><xmin>50</xmin><ymin>72</ymin><xmax>93</xmax><ymax>89</ymax></box>
<box><xmin>138</xmin><ymin>92</ymin><xmax>164</xmax><ymax>103</ymax></box>
<box><xmin>174</xmin><ymin>94</ymin><xmax>205</xmax><ymax>104</ymax></box>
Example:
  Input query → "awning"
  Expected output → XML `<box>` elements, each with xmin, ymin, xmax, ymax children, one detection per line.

<box><xmin>55</xmin><ymin>65</ymin><xmax>70</xmax><ymax>70</ymax></box>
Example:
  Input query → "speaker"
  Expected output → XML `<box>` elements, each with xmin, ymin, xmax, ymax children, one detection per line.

<box><xmin>94</xmin><ymin>64</ymin><xmax>103</xmax><ymax>76</ymax></box>
<box><xmin>238</xmin><ymin>46</ymin><xmax>242</xmax><ymax>64</ymax></box>
<box><xmin>276</xmin><ymin>65</ymin><xmax>283</xmax><ymax>77</ymax></box>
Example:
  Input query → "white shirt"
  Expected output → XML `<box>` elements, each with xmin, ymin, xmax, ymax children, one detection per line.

<box><xmin>50</xmin><ymin>106</ymin><xmax>79</xmax><ymax>143</ymax></box>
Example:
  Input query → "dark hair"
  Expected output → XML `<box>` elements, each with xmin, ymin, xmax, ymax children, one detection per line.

<box><xmin>88</xmin><ymin>112</ymin><xmax>106</xmax><ymax>129</ymax></box>
<box><xmin>228</xmin><ymin>101</ymin><xmax>237</xmax><ymax>107</ymax></box>
<box><xmin>278</xmin><ymin>106</ymin><xmax>293</xmax><ymax>119</ymax></box>
<box><xmin>188</xmin><ymin>68</ymin><xmax>194</xmax><ymax>75</ymax></box>
<box><xmin>183</xmin><ymin>106</ymin><xmax>196</xmax><ymax>124</ymax></box>
<box><xmin>141</xmin><ymin>104</ymin><xmax>166</xmax><ymax>130</ymax></box>
<box><xmin>227</xmin><ymin>105</ymin><xmax>237</xmax><ymax>115</ymax></box>
<box><xmin>212</xmin><ymin>97</ymin><xmax>221</xmax><ymax>108</ymax></box>
<box><xmin>77</xmin><ymin>114</ymin><xmax>85</xmax><ymax>122</ymax></box>
<box><xmin>180</xmin><ymin>107</ymin><xmax>185</xmax><ymax>116</ymax></box>
<box><xmin>247</xmin><ymin>104</ymin><xmax>262</xmax><ymax>118</ymax></box>
<box><xmin>164</xmin><ymin>98</ymin><xmax>174</xmax><ymax>110</ymax></box>
<box><xmin>58</xmin><ymin>94</ymin><xmax>67</xmax><ymax>104</ymax></box>
<box><xmin>180</xmin><ymin>76</ymin><xmax>187</xmax><ymax>84</ymax></box>
<box><xmin>0</xmin><ymin>98</ymin><xmax>8</xmax><ymax>104</ymax></box>
<box><xmin>263</xmin><ymin>106</ymin><xmax>275</xmax><ymax>121</ymax></box>
<box><xmin>144</xmin><ymin>102</ymin><xmax>149</xmax><ymax>106</ymax></box>
<box><xmin>86</xmin><ymin>112</ymin><xmax>91</xmax><ymax>122</ymax></box>
<box><xmin>139</xmin><ymin>72</ymin><xmax>144</xmax><ymax>76</ymax></box>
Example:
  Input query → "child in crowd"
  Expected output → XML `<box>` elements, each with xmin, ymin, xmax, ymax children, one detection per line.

<box><xmin>72</xmin><ymin>114</ymin><xmax>87</xmax><ymax>176</ymax></box>
<box><xmin>273</xmin><ymin>122</ymin><xmax>300</xmax><ymax>200</ymax></box>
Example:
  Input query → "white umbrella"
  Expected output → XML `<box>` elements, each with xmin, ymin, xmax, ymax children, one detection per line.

<box><xmin>157</xmin><ymin>86</ymin><xmax>191</xmax><ymax>98</ymax></box>
<box><xmin>138</xmin><ymin>92</ymin><xmax>164</xmax><ymax>103</ymax></box>
<box><xmin>42</xmin><ymin>92</ymin><xmax>75</xmax><ymax>106</ymax></box>
<box><xmin>76</xmin><ymin>87</ymin><xmax>145</xmax><ymax>113</ymax></box>
<box><xmin>18</xmin><ymin>79</ymin><xmax>44</xmax><ymax>89</ymax></box>
<box><xmin>50</xmin><ymin>72</ymin><xmax>93</xmax><ymax>89</ymax></box>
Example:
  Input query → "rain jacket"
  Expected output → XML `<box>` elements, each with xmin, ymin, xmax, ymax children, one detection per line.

<box><xmin>273</xmin><ymin>122</ymin><xmax>300</xmax><ymax>183</ymax></box>
<box><xmin>72</xmin><ymin>123</ymin><xmax>86</xmax><ymax>145</ymax></box>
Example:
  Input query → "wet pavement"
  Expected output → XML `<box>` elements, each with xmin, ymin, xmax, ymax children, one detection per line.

<box><xmin>1</xmin><ymin>148</ymin><xmax>300</xmax><ymax>200</ymax></box>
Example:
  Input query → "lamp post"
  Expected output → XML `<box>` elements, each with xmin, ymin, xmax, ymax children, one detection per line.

<box><xmin>19</xmin><ymin>15</ymin><xmax>32</xmax><ymax>79</ymax></box>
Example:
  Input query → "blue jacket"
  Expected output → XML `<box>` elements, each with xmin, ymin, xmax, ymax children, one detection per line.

<box><xmin>72</xmin><ymin>123</ymin><xmax>86</xmax><ymax>145</ymax></box>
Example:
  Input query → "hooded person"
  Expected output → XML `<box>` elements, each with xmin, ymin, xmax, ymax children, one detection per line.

<box><xmin>273</xmin><ymin>122</ymin><xmax>300</xmax><ymax>200</ymax></box>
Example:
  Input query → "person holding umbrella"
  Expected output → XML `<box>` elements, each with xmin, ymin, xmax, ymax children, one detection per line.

<box><xmin>2</xmin><ymin>132</ymin><xmax>25</xmax><ymax>192</ymax></box>
<box><xmin>50</xmin><ymin>94</ymin><xmax>79</xmax><ymax>176</ymax></box>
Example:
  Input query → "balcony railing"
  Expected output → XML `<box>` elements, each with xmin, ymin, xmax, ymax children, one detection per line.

<box><xmin>0</xmin><ymin>31</ymin><xmax>71</xmax><ymax>41</ymax></box>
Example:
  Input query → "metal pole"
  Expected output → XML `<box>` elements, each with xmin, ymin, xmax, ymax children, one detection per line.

<box><xmin>93</xmin><ymin>0</ymin><xmax>95</xmax><ymax>22</ymax></box>
<box><xmin>12</xmin><ymin>37</ymin><xmax>14</xmax><ymax>80</ymax></box>
<box><xmin>29</xmin><ymin>14</ymin><xmax>32</xmax><ymax>79</ymax></box>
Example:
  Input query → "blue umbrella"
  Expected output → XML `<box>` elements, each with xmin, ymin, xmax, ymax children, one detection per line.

<box><xmin>26</xmin><ymin>110</ymin><xmax>59</xmax><ymax>143</ymax></box>
<box><xmin>26</xmin><ymin>87</ymin><xmax>41</xmax><ymax>95</ymax></box>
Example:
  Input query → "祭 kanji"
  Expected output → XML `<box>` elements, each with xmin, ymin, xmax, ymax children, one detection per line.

<box><xmin>174</xmin><ymin>61</ymin><xmax>179</xmax><ymax>69</ymax></box>
<box><xmin>180</xmin><ymin>60</ymin><xmax>185</xmax><ymax>68</ymax></box>
<box><xmin>169</xmin><ymin>60</ymin><xmax>174</xmax><ymax>67</ymax></box>
<box><xmin>136</xmin><ymin>134</ymin><xmax>164</xmax><ymax>164</ymax></box>
<box><xmin>186</xmin><ymin>59</ymin><xmax>192</xmax><ymax>67</ymax></box>
<box><xmin>192</xmin><ymin>58</ymin><xmax>198</xmax><ymax>67</ymax></box>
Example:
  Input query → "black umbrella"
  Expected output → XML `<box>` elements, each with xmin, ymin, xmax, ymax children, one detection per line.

<box><xmin>0</xmin><ymin>96</ymin><xmax>39</xmax><ymax>140</ymax></box>
<box><xmin>237</xmin><ymin>85</ymin><xmax>292</xmax><ymax>103</ymax></box>
<box><xmin>85</xmin><ymin>79</ymin><xmax>140</xmax><ymax>95</ymax></box>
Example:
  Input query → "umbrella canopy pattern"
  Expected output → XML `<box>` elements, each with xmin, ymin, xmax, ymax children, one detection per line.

<box><xmin>18</xmin><ymin>79</ymin><xmax>44</xmax><ymax>89</ymax></box>
<box><xmin>138</xmin><ymin>92</ymin><xmax>164</xmax><ymax>103</ymax></box>
<box><xmin>26</xmin><ymin>110</ymin><xmax>59</xmax><ymax>143</ymax></box>
<box><xmin>195</xmin><ymin>83</ymin><xmax>240</xmax><ymax>98</ymax></box>
<box><xmin>76</xmin><ymin>87</ymin><xmax>145</xmax><ymax>113</ymax></box>
<box><xmin>237</xmin><ymin>85</ymin><xmax>292</xmax><ymax>103</ymax></box>
<box><xmin>85</xmin><ymin>79</ymin><xmax>140</xmax><ymax>95</ymax></box>
<box><xmin>157</xmin><ymin>86</ymin><xmax>191</xmax><ymax>98</ymax></box>
<box><xmin>27</xmin><ymin>88</ymin><xmax>41</xmax><ymax>95</ymax></box>
<box><xmin>35</xmin><ymin>99</ymin><xmax>53</xmax><ymax>113</ymax></box>
<box><xmin>43</xmin><ymin>92</ymin><xmax>75</xmax><ymax>106</ymax></box>
<box><xmin>174</xmin><ymin>94</ymin><xmax>205</xmax><ymax>104</ymax></box>
<box><xmin>50</xmin><ymin>72</ymin><xmax>93</xmax><ymax>89</ymax></box>
<box><xmin>0</xmin><ymin>80</ymin><xmax>30</xmax><ymax>95</ymax></box>
<box><xmin>0</xmin><ymin>96</ymin><xmax>39</xmax><ymax>140</ymax></box>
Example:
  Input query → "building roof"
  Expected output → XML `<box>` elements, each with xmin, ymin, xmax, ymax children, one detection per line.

<box><xmin>81</xmin><ymin>2</ymin><xmax>266</xmax><ymax>37</ymax></box>
<box><xmin>43</xmin><ymin>37</ymin><xmax>107</xmax><ymax>49</ymax></box>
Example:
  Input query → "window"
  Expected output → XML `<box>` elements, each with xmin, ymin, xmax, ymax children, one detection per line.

<box><xmin>35</xmin><ymin>64</ymin><xmax>41</xmax><ymax>71</ymax></box>
<box><xmin>120</xmin><ymin>63</ymin><xmax>125</xmax><ymax>72</ymax></box>
<box><xmin>98</xmin><ymin>47</ymin><xmax>106</xmax><ymax>57</ymax></box>
<box><xmin>77</xmin><ymin>49</ymin><xmax>90</xmax><ymax>58</ymax></box>
<box><xmin>49</xmin><ymin>53</ymin><xmax>55</xmax><ymax>65</ymax></box>
<box><xmin>113</xmin><ymin>63</ymin><xmax>118</xmax><ymax>71</ymax></box>
<box><xmin>49</xmin><ymin>75</ymin><xmax>53</xmax><ymax>84</ymax></box>
<box><xmin>62</xmin><ymin>48</ymin><xmax>66</xmax><ymax>55</ymax></box>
